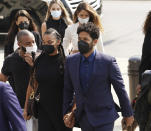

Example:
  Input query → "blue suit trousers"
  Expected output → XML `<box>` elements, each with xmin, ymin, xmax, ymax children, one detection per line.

<box><xmin>79</xmin><ymin>112</ymin><xmax>114</xmax><ymax>131</ymax></box>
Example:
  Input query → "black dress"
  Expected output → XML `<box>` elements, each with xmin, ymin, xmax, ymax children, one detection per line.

<box><xmin>34</xmin><ymin>53</ymin><xmax>71</xmax><ymax>131</ymax></box>
<box><xmin>46</xmin><ymin>18</ymin><xmax>67</xmax><ymax>42</ymax></box>
<box><xmin>139</xmin><ymin>30</ymin><xmax>151</xmax><ymax>84</ymax></box>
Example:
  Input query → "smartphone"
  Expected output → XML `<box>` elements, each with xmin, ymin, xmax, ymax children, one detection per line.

<box><xmin>20</xmin><ymin>46</ymin><xmax>26</xmax><ymax>53</ymax></box>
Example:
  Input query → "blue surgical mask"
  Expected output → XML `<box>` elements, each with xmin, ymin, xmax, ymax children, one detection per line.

<box><xmin>51</xmin><ymin>10</ymin><xmax>62</xmax><ymax>19</ymax></box>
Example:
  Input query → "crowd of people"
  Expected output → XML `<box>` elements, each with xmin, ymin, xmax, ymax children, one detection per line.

<box><xmin>0</xmin><ymin>0</ymin><xmax>138</xmax><ymax>131</ymax></box>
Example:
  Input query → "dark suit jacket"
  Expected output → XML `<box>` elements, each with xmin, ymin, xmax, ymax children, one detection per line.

<box><xmin>0</xmin><ymin>82</ymin><xmax>27</xmax><ymax>131</ymax></box>
<box><xmin>63</xmin><ymin>51</ymin><xmax>133</xmax><ymax>127</ymax></box>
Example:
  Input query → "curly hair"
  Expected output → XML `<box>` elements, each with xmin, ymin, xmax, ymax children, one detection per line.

<box><xmin>77</xmin><ymin>22</ymin><xmax>100</xmax><ymax>40</ymax></box>
<box><xmin>143</xmin><ymin>11</ymin><xmax>151</xmax><ymax>34</ymax></box>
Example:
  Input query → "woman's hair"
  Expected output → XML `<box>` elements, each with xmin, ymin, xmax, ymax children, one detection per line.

<box><xmin>44</xmin><ymin>28</ymin><xmax>65</xmax><ymax>61</ymax></box>
<box><xmin>45</xmin><ymin>0</ymin><xmax>72</xmax><ymax>25</ymax></box>
<box><xmin>73</xmin><ymin>2</ymin><xmax>103</xmax><ymax>32</ymax></box>
<box><xmin>6</xmin><ymin>9</ymin><xmax>38</xmax><ymax>45</ymax></box>
<box><xmin>143</xmin><ymin>11</ymin><xmax>151</xmax><ymax>34</ymax></box>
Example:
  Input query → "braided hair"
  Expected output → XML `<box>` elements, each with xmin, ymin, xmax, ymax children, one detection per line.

<box><xmin>43</xmin><ymin>28</ymin><xmax>65</xmax><ymax>75</ymax></box>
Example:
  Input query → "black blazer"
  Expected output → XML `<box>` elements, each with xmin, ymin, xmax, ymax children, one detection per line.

<box><xmin>4</xmin><ymin>31</ymin><xmax>42</xmax><ymax>58</ymax></box>
<box><xmin>139</xmin><ymin>30</ymin><xmax>151</xmax><ymax>84</ymax></box>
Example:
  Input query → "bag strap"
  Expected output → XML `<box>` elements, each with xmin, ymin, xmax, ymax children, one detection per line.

<box><xmin>30</xmin><ymin>69</ymin><xmax>38</xmax><ymax>91</ymax></box>
<box><xmin>29</xmin><ymin>52</ymin><xmax>42</xmax><ymax>92</ymax></box>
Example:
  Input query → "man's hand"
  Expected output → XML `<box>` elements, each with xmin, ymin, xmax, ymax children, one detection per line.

<box><xmin>123</xmin><ymin>116</ymin><xmax>134</xmax><ymax>127</ymax></box>
<box><xmin>24</xmin><ymin>53</ymin><xmax>34</xmax><ymax>67</ymax></box>
<box><xmin>63</xmin><ymin>112</ymin><xmax>75</xmax><ymax>128</ymax></box>
<box><xmin>0</xmin><ymin>73</ymin><xmax>8</xmax><ymax>82</ymax></box>
<box><xmin>23</xmin><ymin>110</ymin><xmax>31</xmax><ymax>121</ymax></box>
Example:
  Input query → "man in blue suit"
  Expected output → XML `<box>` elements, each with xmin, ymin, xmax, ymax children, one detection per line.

<box><xmin>0</xmin><ymin>82</ymin><xmax>27</xmax><ymax>131</ymax></box>
<box><xmin>63</xmin><ymin>22</ymin><xmax>134</xmax><ymax>131</ymax></box>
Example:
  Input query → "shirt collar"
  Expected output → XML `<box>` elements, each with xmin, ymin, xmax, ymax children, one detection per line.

<box><xmin>81</xmin><ymin>50</ymin><xmax>96</xmax><ymax>63</ymax></box>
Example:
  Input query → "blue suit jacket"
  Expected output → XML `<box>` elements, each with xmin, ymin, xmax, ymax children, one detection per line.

<box><xmin>0</xmin><ymin>82</ymin><xmax>27</xmax><ymax>131</ymax></box>
<box><xmin>63</xmin><ymin>51</ymin><xmax>133</xmax><ymax>127</ymax></box>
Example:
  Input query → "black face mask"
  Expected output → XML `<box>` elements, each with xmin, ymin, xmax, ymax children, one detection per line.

<box><xmin>78</xmin><ymin>40</ymin><xmax>93</xmax><ymax>54</ymax></box>
<box><xmin>42</xmin><ymin>45</ymin><xmax>55</xmax><ymax>54</ymax></box>
<box><xmin>18</xmin><ymin>22</ymin><xmax>29</xmax><ymax>30</ymax></box>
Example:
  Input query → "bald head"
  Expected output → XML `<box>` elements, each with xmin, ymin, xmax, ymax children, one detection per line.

<box><xmin>17</xmin><ymin>30</ymin><xmax>35</xmax><ymax>48</ymax></box>
<box><xmin>17</xmin><ymin>30</ymin><xmax>34</xmax><ymax>43</ymax></box>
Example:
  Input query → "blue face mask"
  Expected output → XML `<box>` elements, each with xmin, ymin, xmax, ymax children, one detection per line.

<box><xmin>51</xmin><ymin>10</ymin><xmax>62</xmax><ymax>19</ymax></box>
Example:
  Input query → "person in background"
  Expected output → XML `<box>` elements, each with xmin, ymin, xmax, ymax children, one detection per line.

<box><xmin>63</xmin><ymin>22</ymin><xmax>134</xmax><ymax>131</ymax></box>
<box><xmin>0</xmin><ymin>82</ymin><xmax>27</xmax><ymax>131</ymax></box>
<box><xmin>137</xmin><ymin>11</ymin><xmax>151</xmax><ymax>93</ymax></box>
<box><xmin>63</xmin><ymin>2</ymin><xmax>104</xmax><ymax>56</ymax></box>
<box><xmin>41</xmin><ymin>0</ymin><xmax>72</xmax><ymax>41</ymax></box>
<box><xmin>4</xmin><ymin>9</ymin><xmax>42</xmax><ymax>58</ymax></box>
<box><xmin>133</xmin><ymin>11</ymin><xmax>151</xmax><ymax>131</ymax></box>
<box><xmin>0</xmin><ymin>30</ymin><xmax>38</xmax><ymax>131</ymax></box>
<box><xmin>24</xmin><ymin>28</ymin><xmax>72</xmax><ymax>131</ymax></box>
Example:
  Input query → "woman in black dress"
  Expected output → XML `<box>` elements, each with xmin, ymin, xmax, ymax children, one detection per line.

<box><xmin>41</xmin><ymin>0</ymin><xmax>72</xmax><ymax>41</ymax></box>
<box><xmin>24</xmin><ymin>28</ymin><xmax>71</xmax><ymax>131</ymax></box>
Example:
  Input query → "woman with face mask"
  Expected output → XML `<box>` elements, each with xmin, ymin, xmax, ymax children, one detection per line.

<box><xmin>63</xmin><ymin>2</ymin><xmax>104</xmax><ymax>55</ymax></box>
<box><xmin>24</xmin><ymin>28</ymin><xmax>71</xmax><ymax>131</ymax></box>
<box><xmin>41</xmin><ymin>0</ymin><xmax>72</xmax><ymax>41</ymax></box>
<box><xmin>4</xmin><ymin>9</ymin><xmax>42</xmax><ymax>58</ymax></box>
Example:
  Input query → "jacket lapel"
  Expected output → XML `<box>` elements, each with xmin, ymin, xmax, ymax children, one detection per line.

<box><xmin>73</xmin><ymin>53</ymin><xmax>82</xmax><ymax>93</ymax></box>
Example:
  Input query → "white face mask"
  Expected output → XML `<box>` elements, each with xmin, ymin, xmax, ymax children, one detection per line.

<box><xmin>26</xmin><ymin>44</ymin><xmax>37</xmax><ymax>53</ymax></box>
<box><xmin>78</xmin><ymin>17</ymin><xmax>89</xmax><ymax>24</ymax></box>
<box><xmin>51</xmin><ymin>10</ymin><xmax>62</xmax><ymax>19</ymax></box>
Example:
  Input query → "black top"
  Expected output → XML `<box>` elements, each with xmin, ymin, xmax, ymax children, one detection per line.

<box><xmin>4</xmin><ymin>31</ymin><xmax>42</xmax><ymax>58</ymax></box>
<box><xmin>139</xmin><ymin>30</ymin><xmax>151</xmax><ymax>84</ymax></box>
<box><xmin>1</xmin><ymin>51</ymin><xmax>32</xmax><ymax>108</ymax></box>
<box><xmin>35</xmin><ymin>53</ymin><xmax>64</xmax><ymax>116</ymax></box>
<box><xmin>46</xmin><ymin>18</ymin><xmax>67</xmax><ymax>42</ymax></box>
